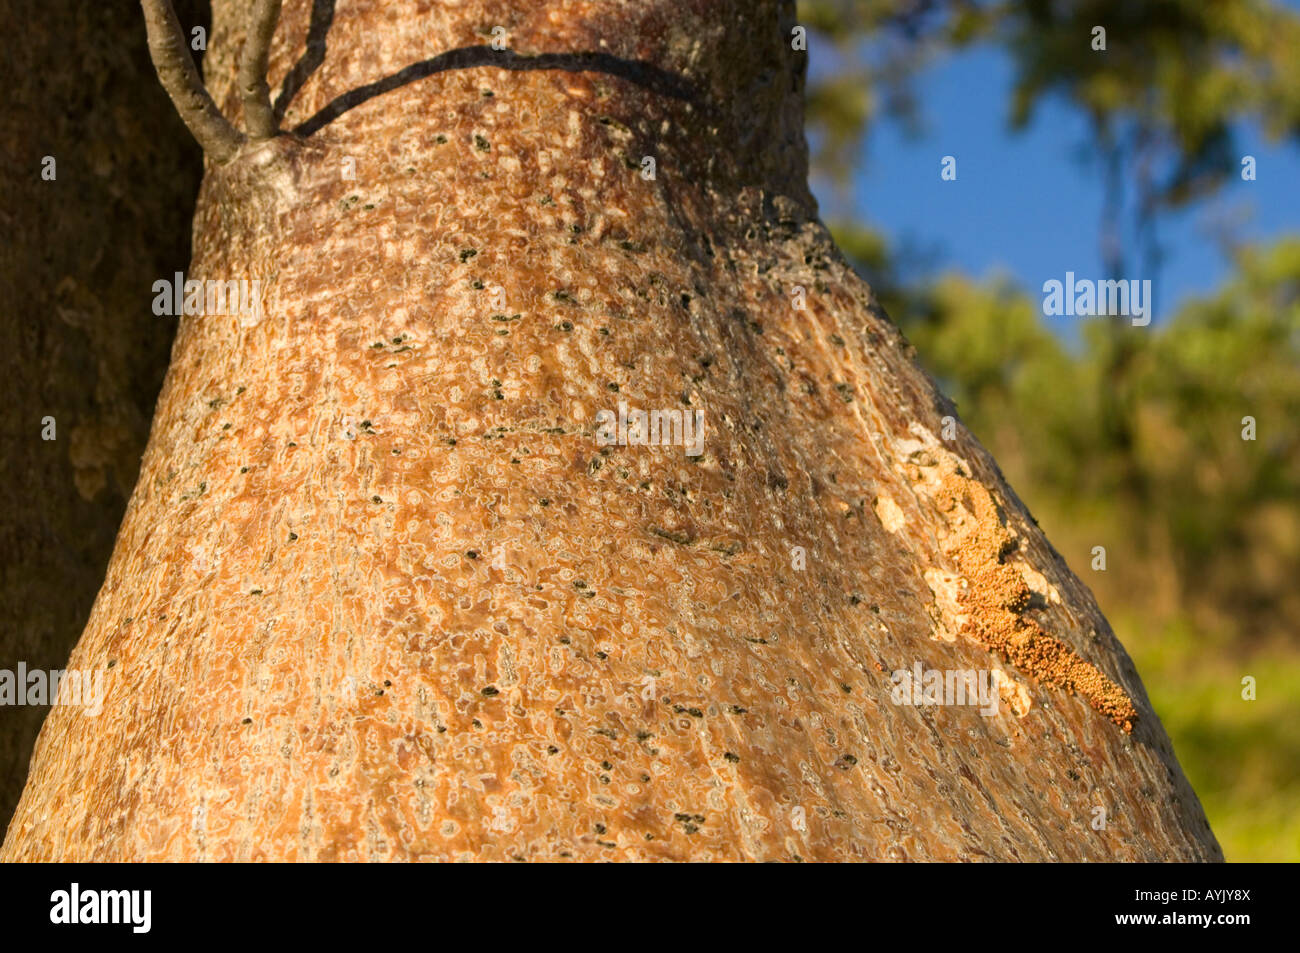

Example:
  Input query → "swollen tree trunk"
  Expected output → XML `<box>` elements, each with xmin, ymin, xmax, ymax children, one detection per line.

<box><xmin>3</xmin><ymin>0</ymin><xmax>1220</xmax><ymax>861</ymax></box>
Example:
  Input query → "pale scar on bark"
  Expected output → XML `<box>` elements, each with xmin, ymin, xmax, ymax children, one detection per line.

<box><xmin>888</xmin><ymin>427</ymin><xmax>1138</xmax><ymax>731</ymax></box>
<box><xmin>932</xmin><ymin>465</ymin><xmax>1138</xmax><ymax>732</ymax></box>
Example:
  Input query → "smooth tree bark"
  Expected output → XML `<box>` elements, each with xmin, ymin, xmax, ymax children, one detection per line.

<box><xmin>3</xmin><ymin>0</ymin><xmax>1220</xmax><ymax>861</ymax></box>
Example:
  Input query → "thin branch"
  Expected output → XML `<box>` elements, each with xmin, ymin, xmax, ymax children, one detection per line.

<box><xmin>238</xmin><ymin>0</ymin><xmax>284</xmax><ymax>139</ymax></box>
<box><xmin>141</xmin><ymin>0</ymin><xmax>245</xmax><ymax>161</ymax></box>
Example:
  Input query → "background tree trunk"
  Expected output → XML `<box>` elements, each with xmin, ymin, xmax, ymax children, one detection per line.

<box><xmin>2</xmin><ymin>0</ymin><xmax>1220</xmax><ymax>861</ymax></box>
<box><xmin>0</xmin><ymin>0</ymin><xmax>204</xmax><ymax>833</ymax></box>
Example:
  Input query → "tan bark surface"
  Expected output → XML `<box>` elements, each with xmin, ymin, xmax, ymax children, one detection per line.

<box><xmin>0</xmin><ymin>0</ymin><xmax>202</xmax><ymax>832</ymax></box>
<box><xmin>2</xmin><ymin>0</ymin><xmax>1220</xmax><ymax>861</ymax></box>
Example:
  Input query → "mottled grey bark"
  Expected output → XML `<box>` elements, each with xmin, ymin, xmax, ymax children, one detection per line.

<box><xmin>3</xmin><ymin>0</ymin><xmax>1220</xmax><ymax>861</ymax></box>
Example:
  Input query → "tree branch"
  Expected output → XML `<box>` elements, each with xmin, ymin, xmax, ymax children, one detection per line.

<box><xmin>141</xmin><ymin>0</ymin><xmax>245</xmax><ymax>162</ymax></box>
<box><xmin>238</xmin><ymin>0</ymin><xmax>284</xmax><ymax>139</ymax></box>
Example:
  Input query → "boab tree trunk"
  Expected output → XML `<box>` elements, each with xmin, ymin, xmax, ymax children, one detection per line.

<box><xmin>2</xmin><ymin>0</ymin><xmax>1220</xmax><ymax>861</ymax></box>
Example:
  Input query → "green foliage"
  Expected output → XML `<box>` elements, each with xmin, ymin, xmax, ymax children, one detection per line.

<box><xmin>832</xmin><ymin>225</ymin><xmax>1300</xmax><ymax>860</ymax></box>
<box><xmin>1002</xmin><ymin>0</ymin><xmax>1300</xmax><ymax>208</ymax></box>
<box><xmin>801</xmin><ymin>0</ymin><xmax>1300</xmax><ymax>208</ymax></box>
<box><xmin>1122</xmin><ymin>610</ymin><xmax>1300</xmax><ymax>864</ymax></box>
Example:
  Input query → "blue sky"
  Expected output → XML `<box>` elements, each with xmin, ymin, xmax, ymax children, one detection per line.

<box><xmin>809</xmin><ymin>42</ymin><xmax>1300</xmax><ymax>334</ymax></box>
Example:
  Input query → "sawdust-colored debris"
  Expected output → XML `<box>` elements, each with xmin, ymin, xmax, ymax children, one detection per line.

<box><xmin>935</xmin><ymin>470</ymin><xmax>1138</xmax><ymax>732</ymax></box>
